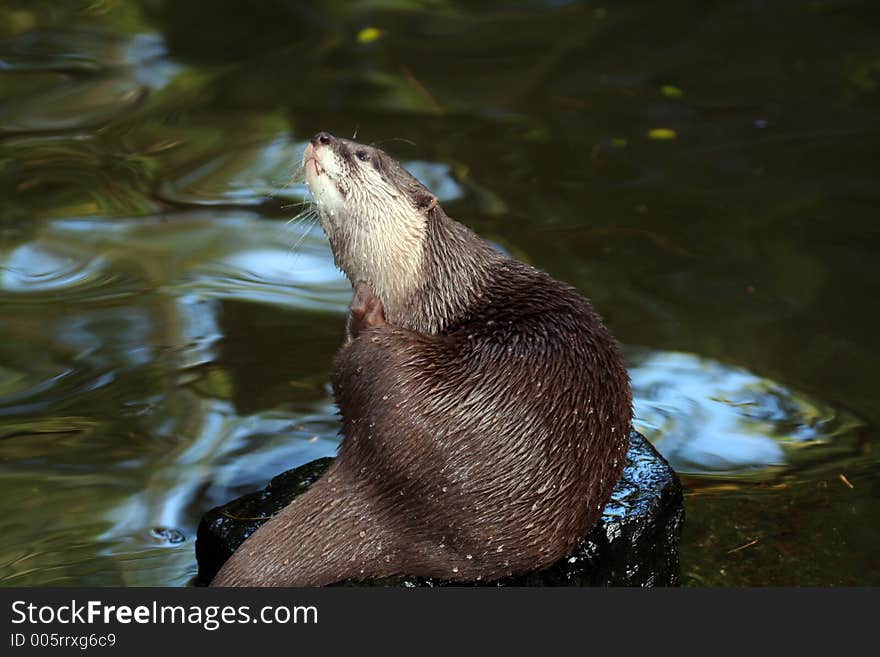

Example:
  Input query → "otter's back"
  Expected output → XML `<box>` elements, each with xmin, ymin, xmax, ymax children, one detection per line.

<box><xmin>332</xmin><ymin>259</ymin><xmax>631</xmax><ymax>578</ymax></box>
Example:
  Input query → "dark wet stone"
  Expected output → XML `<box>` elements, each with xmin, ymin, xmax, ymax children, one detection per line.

<box><xmin>196</xmin><ymin>431</ymin><xmax>684</xmax><ymax>586</ymax></box>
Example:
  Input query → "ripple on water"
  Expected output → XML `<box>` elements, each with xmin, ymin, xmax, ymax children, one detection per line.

<box><xmin>628</xmin><ymin>348</ymin><xmax>866</xmax><ymax>478</ymax></box>
<box><xmin>2</xmin><ymin>137</ymin><xmax>162</xmax><ymax>221</ymax></box>
<box><xmin>0</xmin><ymin>306</ymin><xmax>148</xmax><ymax>419</ymax></box>
<box><xmin>1</xmin><ymin>242</ymin><xmax>104</xmax><ymax>292</ymax></box>
<box><xmin>0</xmin><ymin>75</ymin><xmax>145</xmax><ymax>134</ymax></box>
<box><xmin>16</xmin><ymin>212</ymin><xmax>346</xmax><ymax>312</ymax></box>
<box><xmin>0</xmin><ymin>29</ymin><xmax>129</xmax><ymax>73</ymax></box>
<box><xmin>97</xmin><ymin>397</ymin><xmax>340</xmax><ymax>547</ymax></box>
<box><xmin>189</xmin><ymin>245</ymin><xmax>348</xmax><ymax>311</ymax></box>
<box><xmin>0</xmin><ymin>31</ymin><xmax>180</xmax><ymax>134</ymax></box>
<box><xmin>157</xmin><ymin>135</ymin><xmax>310</xmax><ymax>207</ymax></box>
<box><xmin>0</xmin><ymin>241</ymin><xmax>141</xmax><ymax>304</ymax></box>
<box><xmin>178</xmin><ymin>220</ymin><xmax>350</xmax><ymax>312</ymax></box>
<box><xmin>150</xmin><ymin>527</ymin><xmax>186</xmax><ymax>545</ymax></box>
<box><xmin>0</xmin><ymin>29</ymin><xmax>170</xmax><ymax>74</ymax></box>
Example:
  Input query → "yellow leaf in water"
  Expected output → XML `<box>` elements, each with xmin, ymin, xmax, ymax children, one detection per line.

<box><xmin>611</xmin><ymin>137</ymin><xmax>628</xmax><ymax>147</ymax></box>
<box><xmin>648</xmin><ymin>128</ymin><xmax>677</xmax><ymax>140</ymax></box>
<box><xmin>357</xmin><ymin>27</ymin><xmax>383</xmax><ymax>44</ymax></box>
<box><xmin>661</xmin><ymin>84</ymin><xmax>684</xmax><ymax>98</ymax></box>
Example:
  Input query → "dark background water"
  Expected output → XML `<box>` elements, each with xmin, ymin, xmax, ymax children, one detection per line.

<box><xmin>0</xmin><ymin>0</ymin><xmax>877</xmax><ymax>586</ymax></box>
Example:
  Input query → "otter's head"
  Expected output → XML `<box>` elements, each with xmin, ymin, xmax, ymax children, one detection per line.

<box><xmin>303</xmin><ymin>132</ymin><xmax>438</xmax><ymax>317</ymax></box>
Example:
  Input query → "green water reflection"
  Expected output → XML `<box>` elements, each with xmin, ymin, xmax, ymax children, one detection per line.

<box><xmin>0</xmin><ymin>1</ymin><xmax>877</xmax><ymax>585</ymax></box>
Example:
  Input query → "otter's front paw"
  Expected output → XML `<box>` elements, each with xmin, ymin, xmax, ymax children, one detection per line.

<box><xmin>347</xmin><ymin>281</ymin><xmax>386</xmax><ymax>341</ymax></box>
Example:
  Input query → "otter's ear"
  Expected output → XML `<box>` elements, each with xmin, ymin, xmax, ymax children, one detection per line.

<box><xmin>413</xmin><ymin>191</ymin><xmax>438</xmax><ymax>213</ymax></box>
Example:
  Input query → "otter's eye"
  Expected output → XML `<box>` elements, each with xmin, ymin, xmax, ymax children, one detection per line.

<box><xmin>355</xmin><ymin>150</ymin><xmax>370</xmax><ymax>162</ymax></box>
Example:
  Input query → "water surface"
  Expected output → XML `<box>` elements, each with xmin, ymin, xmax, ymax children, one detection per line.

<box><xmin>1</xmin><ymin>0</ymin><xmax>878</xmax><ymax>586</ymax></box>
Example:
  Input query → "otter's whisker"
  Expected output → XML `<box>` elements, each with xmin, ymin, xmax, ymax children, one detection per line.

<box><xmin>372</xmin><ymin>137</ymin><xmax>417</xmax><ymax>148</ymax></box>
<box><xmin>285</xmin><ymin>205</ymin><xmax>318</xmax><ymax>228</ymax></box>
<box><xmin>287</xmin><ymin>214</ymin><xmax>320</xmax><ymax>257</ymax></box>
<box><xmin>266</xmin><ymin>151</ymin><xmax>308</xmax><ymax>201</ymax></box>
<box><xmin>280</xmin><ymin>199</ymin><xmax>314</xmax><ymax>212</ymax></box>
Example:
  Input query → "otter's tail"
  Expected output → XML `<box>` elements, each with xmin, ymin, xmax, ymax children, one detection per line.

<box><xmin>210</xmin><ymin>463</ymin><xmax>400</xmax><ymax>587</ymax></box>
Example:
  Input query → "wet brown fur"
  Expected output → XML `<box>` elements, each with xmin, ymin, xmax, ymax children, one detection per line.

<box><xmin>211</xmin><ymin>134</ymin><xmax>632</xmax><ymax>586</ymax></box>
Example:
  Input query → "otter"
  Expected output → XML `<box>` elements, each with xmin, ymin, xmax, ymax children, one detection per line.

<box><xmin>210</xmin><ymin>132</ymin><xmax>632</xmax><ymax>586</ymax></box>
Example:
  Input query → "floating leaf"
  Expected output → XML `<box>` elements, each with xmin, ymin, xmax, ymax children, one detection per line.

<box><xmin>648</xmin><ymin>128</ymin><xmax>677</xmax><ymax>140</ymax></box>
<box><xmin>661</xmin><ymin>84</ymin><xmax>684</xmax><ymax>98</ymax></box>
<box><xmin>357</xmin><ymin>27</ymin><xmax>383</xmax><ymax>44</ymax></box>
<box><xmin>611</xmin><ymin>137</ymin><xmax>628</xmax><ymax>147</ymax></box>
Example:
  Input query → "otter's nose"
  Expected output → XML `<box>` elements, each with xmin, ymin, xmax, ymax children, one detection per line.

<box><xmin>311</xmin><ymin>132</ymin><xmax>333</xmax><ymax>147</ymax></box>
